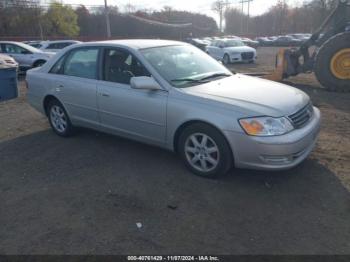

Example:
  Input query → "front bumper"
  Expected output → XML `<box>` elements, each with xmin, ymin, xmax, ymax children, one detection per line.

<box><xmin>224</xmin><ymin>107</ymin><xmax>321</xmax><ymax>171</ymax></box>
<box><xmin>229</xmin><ymin>53</ymin><xmax>257</xmax><ymax>63</ymax></box>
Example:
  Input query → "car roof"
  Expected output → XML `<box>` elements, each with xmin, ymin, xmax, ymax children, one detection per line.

<box><xmin>77</xmin><ymin>39</ymin><xmax>186</xmax><ymax>50</ymax></box>
<box><xmin>41</xmin><ymin>40</ymin><xmax>81</xmax><ymax>44</ymax></box>
<box><xmin>220</xmin><ymin>38</ymin><xmax>242</xmax><ymax>42</ymax></box>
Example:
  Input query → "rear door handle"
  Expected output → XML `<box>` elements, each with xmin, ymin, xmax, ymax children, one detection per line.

<box><xmin>101</xmin><ymin>93</ymin><xmax>110</xmax><ymax>97</ymax></box>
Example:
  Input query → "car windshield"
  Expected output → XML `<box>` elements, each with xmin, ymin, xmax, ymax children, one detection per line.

<box><xmin>224</xmin><ymin>40</ymin><xmax>245</xmax><ymax>47</ymax></box>
<box><xmin>29</xmin><ymin>43</ymin><xmax>42</xmax><ymax>48</ymax></box>
<box><xmin>16</xmin><ymin>42</ymin><xmax>42</xmax><ymax>53</ymax></box>
<box><xmin>141</xmin><ymin>45</ymin><xmax>232</xmax><ymax>88</ymax></box>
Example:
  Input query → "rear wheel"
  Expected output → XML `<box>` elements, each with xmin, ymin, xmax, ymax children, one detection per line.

<box><xmin>314</xmin><ymin>32</ymin><xmax>350</xmax><ymax>92</ymax></box>
<box><xmin>178</xmin><ymin>123</ymin><xmax>233</xmax><ymax>178</ymax></box>
<box><xmin>47</xmin><ymin>99</ymin><xmax>75</xmax><ymax>137</ymax></box>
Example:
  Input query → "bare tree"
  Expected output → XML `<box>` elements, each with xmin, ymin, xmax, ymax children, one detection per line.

<box><xmin>212</xmin><ymin>0</ymin><xmax>228</xmax><ymax>33</ymax></box>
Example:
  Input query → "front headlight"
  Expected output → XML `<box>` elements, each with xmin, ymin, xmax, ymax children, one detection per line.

<box><xmin>239</xmin><ymin>117</ymin><xmax>294</xmax><ymax>136</ymax></box>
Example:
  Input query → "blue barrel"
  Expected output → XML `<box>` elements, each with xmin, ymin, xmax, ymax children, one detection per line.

<box><xmin>0</xmin><ymin>67</ymin><xmax>18</xmax><ymax>102</ymax></box>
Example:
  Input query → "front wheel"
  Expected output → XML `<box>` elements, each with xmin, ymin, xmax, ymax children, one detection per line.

<box><xmin>178</xmin><ymin>123</ymin><xmax>233</xmax><ymax>178</ymax></box>
<box><xmin>223</xmin><ymin>54</ymin><xmax>230</xmax><ymax>65</ymax></box>
<box><xmin>47</xmin><ymin>100</ymin><xmax>75</xmax><ymax>137</ymax></box>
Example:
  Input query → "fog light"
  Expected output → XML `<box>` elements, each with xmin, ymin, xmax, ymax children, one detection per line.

<box><xmin>261</xmin><ymin>155</ymin><xmax>292</xmax><ymax>164</ymax></box>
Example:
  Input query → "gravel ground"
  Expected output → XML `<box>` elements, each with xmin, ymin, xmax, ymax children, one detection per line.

<box><xmin>0</xmin><ymin>47</ymin><xmax>349</xmax><ymax>254</ymax></box>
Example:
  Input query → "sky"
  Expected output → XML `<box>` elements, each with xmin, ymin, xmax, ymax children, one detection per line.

<box><xmin>58</xmin><ymin>0</ymin><xmax>303</xmax><ymax>21</ymax></box>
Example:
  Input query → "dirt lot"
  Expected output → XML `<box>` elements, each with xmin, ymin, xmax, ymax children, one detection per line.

<box><xmin>0</xmin><ymin>47</ymin><xmax>350</xmax><ymax>254</ymax></box>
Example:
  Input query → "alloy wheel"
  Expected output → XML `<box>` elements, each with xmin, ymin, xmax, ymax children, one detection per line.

<box><xmin>184</xmin><ymin>133</ymin><xmax>220</xmax><ymax>172</ymax></box>
<box><xmin>50</xmin><ymin>105</ymin><xmax>67</xmax><ymax>133</ymax></box>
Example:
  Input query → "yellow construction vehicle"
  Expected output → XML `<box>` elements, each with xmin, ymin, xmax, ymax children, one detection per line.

<box><xmin>261</xmin><ymin>0</ymin><xmax>350</xmax><ymax>92</ymax></box>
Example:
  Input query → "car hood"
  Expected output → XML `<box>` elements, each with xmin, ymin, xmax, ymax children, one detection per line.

<box><xmin>181</xmin><ymin>74</ymin><xmax>309</xmax><ymax>117</ymax></box>
<box><xmin>224</xmin><ymin>46</ymin><xmax>255</xmax><ymax>52</ymax></box>
<box><xmin>35</xmin><ymin>50</ymin><xmax>55</xmax><ymax>56</ymax></box>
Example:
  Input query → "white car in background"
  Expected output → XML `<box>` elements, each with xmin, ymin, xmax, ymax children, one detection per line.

<box><xmin>0</xmin><ymin>54</ymin><xmax>18</xmax><ymax>68</ymax></box>
<box><xmin>28</xmin><ymin>40</ymin><xmax>81</xmax><ymax>53</ymax></box>
<box><xmin>0</xmin><ymin>41</ymin><xmax>55</xmax><ymax>70</ymax></box>
<box><xmin>206</xmin><ymin>39</ymin><xmax>257</xmax><ymax>64</ymax></box>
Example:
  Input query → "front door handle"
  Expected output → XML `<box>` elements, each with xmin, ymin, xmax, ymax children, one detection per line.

<box><xmin>101</xmin><ymin>93</ymin><xmax>110</xmax><ymax>97</ymax></box>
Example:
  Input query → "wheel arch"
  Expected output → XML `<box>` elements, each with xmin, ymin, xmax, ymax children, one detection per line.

<box><xmin>173</xmin><ymin>119</ymin><xmax>234</xmax><ymax>160</ymax></box>
<box><xmin>43</xmin><ymin>95</ymin><xmax>60</xmax><ymax>116</ymax></box>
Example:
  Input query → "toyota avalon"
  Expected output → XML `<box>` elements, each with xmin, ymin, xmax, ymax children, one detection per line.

<box><xmin>26</xmin><ymin>40</ymin><xmax>321</xmax><ymax>178</ymax></box>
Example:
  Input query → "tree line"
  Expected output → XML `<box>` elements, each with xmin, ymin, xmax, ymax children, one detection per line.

<box><xmin>224</xmin><ymin>0</ymin><xmax>339</xmax><ymax>36</ymax></box>
<box><xmin>0</xmin><ymin>0</ymin><xmax>342</xmax><ymax>40</ymax></box>
<box><xmin>0</xmin><ymin>1</ymin><xmax>218</xmax><ymax>40</ymax></box>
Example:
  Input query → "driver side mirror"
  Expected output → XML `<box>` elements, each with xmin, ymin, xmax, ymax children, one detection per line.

<box><xmin>130</xmin><ymin>76</ymin><xmax>162</xmax><ymax>91</ymax></box>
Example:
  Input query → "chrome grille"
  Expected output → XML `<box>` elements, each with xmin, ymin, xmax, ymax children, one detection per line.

<box><xmin>288</xmin><ymin>103</ymin><xmax>314</xmax><ymax>129</ymax></box>
<box><xmin>241</xmin><ymin>52</ymin><xmax>254</xmax><ymax>60</ymax></box>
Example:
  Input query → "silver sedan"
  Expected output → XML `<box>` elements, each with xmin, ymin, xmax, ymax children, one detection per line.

<box><xmin>26</xmin><ymin>40</ymin><xmax>321</xmax><ymax>178</ymax></box>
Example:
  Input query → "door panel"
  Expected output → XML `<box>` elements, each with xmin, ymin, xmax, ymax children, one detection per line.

<box><xmin>48</xmin><ymin>47</ymin><xmax>100</xmax><ymax>126</ymax></box>
<box><xmin>97</xmin><ymin>47</ymin><xmax>167</xmax><ymax>144</ymax></box>
<box><xmin>53</xmin><ymin>75</ymin><xmax>99</xmax><ymax>126</ymax></box>
<box><xmin>98</xmin><ymin>81</ymin><xmax>167</xmax><ymax>144</ymax></box>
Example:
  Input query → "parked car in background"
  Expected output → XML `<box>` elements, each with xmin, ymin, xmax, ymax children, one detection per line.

<box><xmin>32</xmin><ymin>40</ymin><xmax>81</xmax><ymax>53</ymax></box>
<box><xmin>23</xmin><ymin>41</ymin><xmax>42</xmax><ymax>49</ymax></box>
<box><xmin>287</xmin><ymin>33</ymin><xmax>311</xmax><ymax>42</ymax></box>
<box><xmin>273</xmin><ymin>36</ymin><xmax>302</xmax><ymax>46</ymax></box>
<box><xmin>206</xmin><ymin>38</ymin><xmax>257</xmax><ymax>64</ymax></box>
<box><xmin>224</xmin><ymin>35</ymin><xmax>241</xmax><ymax>39</ymax></box>
<box><xmin>184</xmin><ymin>38</ymin><xmax>210</xmax><ymax>51</ymax></box>
<box><xmin>241</xmin><ymin>37</ymin><xmax>259</xmax><ymax>48</ymax></box>
<box><xmin>0</xmin><ymin>41</ymin><xmax>55</xmax><ymax>71</ymax></box>
<box><xmin>0</xmin><ymin>54</ymin><xmax>18</xmax><ymax>68</ymax></box>
<box><xmin>26</xmin><ymin>40</ymin><xmax>321</xmax><ymax>178</ymax></box>
<box><xmin>255</xmin><ymin>37</ymin><xmax>274</xmax><ymax>46</ymax></box>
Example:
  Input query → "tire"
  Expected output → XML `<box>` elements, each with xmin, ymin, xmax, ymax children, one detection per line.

<box><xmin>47</xmin><ymin>99</ymin><xmax>75</xmax><ymax>137</ymax></box>
<box><xmin>178</xmin><ymin>123</ymin><xmax>233</xmax><ymax>178</ymax></box>
<box><xmin>33</xmin><ymin>60</ymin><xmax>46</xmax><ymax>68</ymax></box>
<box><xmin>223</xmin><ymin>54</ymin><xmax>230</xmax><ymax>65</ymax></box>
<box><xmin>314</xmin><ymin>32</ymin><xmax>350</xmax><ymax>92</ymax></box>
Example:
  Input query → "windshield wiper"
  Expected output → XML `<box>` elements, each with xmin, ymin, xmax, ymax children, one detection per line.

<box><xmin>198</xmin><ymin>73</ymin><xmax>232</xmax><ymax>81</ymax></box>
<box><xmin>170</xmin><ymin>78</ymin><xmax>207</xmax><ymax>84</ymax></box>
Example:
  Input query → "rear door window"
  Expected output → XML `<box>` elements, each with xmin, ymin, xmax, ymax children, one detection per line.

<box><xmin>47</xmin><ymin>42</ymin><xmax>72</xmax><ymax>50</ymax></box>
<box><xmin>2</xmin><ymin>44</ymin><xmax>28</xmax><ymax>54</ymax></box>
<box><xmin>62</xmin><ymin>48</ymin><xmax>99</xmax><ymax>79</ymax></box>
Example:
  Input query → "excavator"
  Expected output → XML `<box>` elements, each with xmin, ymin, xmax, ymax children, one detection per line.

<box><xmin>259</xmin><ymin>0</ymin><xmax>350</xmax><ymax>92</ymax></box>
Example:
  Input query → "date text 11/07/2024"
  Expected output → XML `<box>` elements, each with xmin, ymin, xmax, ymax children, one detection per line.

<box><xmin>127</xmin><ymin>256</ymin><xmax>220</xmax><ymax>261</ymax></box>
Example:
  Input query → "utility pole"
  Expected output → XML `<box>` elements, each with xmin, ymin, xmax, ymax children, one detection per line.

<box><xmin>239</xmin><ymin>0</ymin><xmax>253</xmax><ymax>35</ymax></box>
<box><xmin>212</xmin><ymin>0</ymin><xmax>231</xmax><ymax>33</ymax></box>
<box><xmin>104</xmin><ymin>0</ymin><xmax>111</xmax><ymax>38</ymax></box>
<box><xmin>247</xmin><ymin>0</ymin><xmax>252</xmax><ymax>33</ymax></box>
<box><xmin>241</xmin><ymin>0</ymin><xmax>244</xmax><ymax>34</ymax></box>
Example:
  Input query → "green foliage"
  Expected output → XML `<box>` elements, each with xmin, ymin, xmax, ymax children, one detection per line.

<box><xmin>44</xmin><ymin>1</ymin><xmax>79</xmax><ymax>37</ymax></box>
